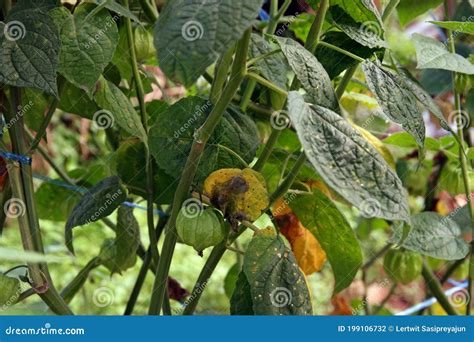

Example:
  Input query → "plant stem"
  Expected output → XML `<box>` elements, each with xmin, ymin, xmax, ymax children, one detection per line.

<box><xmin>305</xmin><ymin>0</ymin><xmax>329</xmax><ymax>54</ymax></box>
<box><xmin>138</xmin><ymin>0</ymin><xmax>158</xmax><ymax>22</ymax></box>
<box><xmin>253</xmin><ymin>129</ymin><xmax>282</xmax><ymax>172</ymax></box>
<box><xmin>247</xmin><ymin>49</ymin><xmax>282</xmax><ymax>67</ymax></box>
<box><xmin>240</xmin><ymin>80</ymin><xmax>257</xmax><ymax>111</ymax></box>
<box><xmin>211</xmin><ymin>46</ymin><xmax>235</xmax><ymax>104</ymax></box>
<box><xmin>318</xmin><ymin>42</ymin><xmax>366</xmax><ymax>63</ymax></box>
<box><xmin>335</xmin><ymin>65</ymin><xmax>357</xmax><ymax>100</ymax></box>
<box><xmin>61</xmin><ymin>257</ymin><xmax>101</xmax><ymax>304</ymax></box>
<box><xmin>422</xmin><ymin>262</ymin><xmax>457</xmax><ymax>315</ymax></box>
<box><xmin>443</xmin><ymin>0</ymin><xmax>474</xmax><ymax>315</ymax></box>
<box><xmin>148</xmin><ymin>29</ymin><xmax>252</xmax><ymax>315</ymax></box>
<box><xmin>6</xmin><ymin>89</ymin><xmax>72</xmax><ymax>315</ymax></box>
<box><xmin>124</xmin><ymin>0</ymin><xmax>159</xmax><ymax>267</ymax></box>
<box><xmin>246</xmin><ymin>72</ymin><xmax>288</xmax><ymax>96</ymax></box>
<box><xmin>382</xmin><ymin>0</ymin><xmax>400</xmax><ymax>22</ymax></box>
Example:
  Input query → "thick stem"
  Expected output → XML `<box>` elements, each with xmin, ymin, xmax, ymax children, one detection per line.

<box><xmin>124</xmin><ymin>0</ymin><xmax>159</xmax><ymax>267</ymax></box>
<box><xmin>422</xmin><ymin>262</ymin><xmax>458</xmax><ymax>315</ymax></box>
<box><xmin>305</xmin><ymin>0</ymin><xmax>329</xmax><ymax>54</ymax></box>
<box><xmin>61</xmin><ymin>257</ymin><xmax>101</xmax><ymax>304</ymax></box>
<box><xmin>246</xmin><ymin>72</ymin><xmax>288</xmax><ymax>96</ymax></box>
<box><xmin>335</xmin><ymin>66</ymin><xmax>357</xmax><ymax>100</ymax></box>
<box><xmin>138</xmin><ymin>0</ymin><xmax>158</xmax><ymax>22</ymax></box>
<box><xmin>148</xmin><ymin>29</ymin><xmax>252</xmax><ymax>315</ymax></box>
<box><xmin>211</xmin><ymin>46</ymin><xmax>235</xmax><ymax>104</ymax></box>
<box><xmin>382</xmin><ymin>0</ymin><xmax>400</xmax><ymax>22</ymax></box>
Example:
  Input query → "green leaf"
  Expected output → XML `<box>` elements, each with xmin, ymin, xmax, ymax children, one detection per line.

<box><xmin>250</xmin><ymin>34</ymin><xmax>288</xmax><ymax>89</ymax></box>
<box><xmin>0</xmin><ymin>273</ymin><xmax>21</xmax><ymax>307</ymax></box>
<box><xmin>362</xmin><ymin>60</ymin><xmax>425</xmax><ymax>147</ymax></box>
<box><xmin>35</xmin><ymin>182</ymin><xmax>82</xmax><ymax>222</ymax></box>
<box><xmin>397</xmin><ymin>0</ymin><xmax>443</xmax><ymax>27</ymax></box>
<box><xmin>65</xmin><ymin>176</ymin><xmax>127</xmax><ymax>253</ymax></box>
<box><xmin>22</xmin><ymin>88</ymin><xmax>49</xmax><ymax>132</ymax></box>
<box><xmin>273</xmin><ymin>36</ymin><xmax>338</xmax><ymax>111</ymax></box>
<box><xmin>287</xmin><ymin>91</ymin><xmax>410</xmax><ymax>222</ymax></box>
<box><xmin>50</xmin><ymin>3</ymin><xmax>119</xmax><ymax>96</ymax></box>
<box><xmin>86</xmin><ymin>0</ymin><xmax>141</xmax><ymax>23</ymax></box>
<box><xmin>148</xmin><ymin>97</ymin><xmax>259</xmax><ymax>181</ymax></box>
<box><xmin>392</xmin><ymin>212</ymin><xmax>469</xmax><ymax>260</ymax></box>
<box><xmin>58</xmin><ymin>81</ymin><xmax>99</xmax><ymax>119</ymax></box>
<box><xmin>315</xmin><ymin>31</ymin><xmax>381</xmax><ymax>79</ymax></box>
<box><xmin>224</xmin><ymin>263</ymin><xmax>240</xmax><ymax>299</ymax></box>
<box><xmin>383</xmin><ymin>132</ymin><xmax>440</xmax><ymax>151</ymax></box>
<box><xmin>450</xmin><ymin>204</ymin><xmax>474</xmax><ymax>234</ymax></box>
<box><xmin>412</xmin><ymin>33</ymin><xmax>474</xmax><ymax>75</ymax></box>
<box><xmin>290</xmin><ymin>190</ymin><xmax>363</xmax><ymax>293</ymax></box>
<box><xmin>0</xmin><ymin>1</ymin><xmax>60</xmax><ymax>96</ymax></box>
<box><xmin>154</xmin><ymin>0</ymin><xmax>264</xmax><ymax>86</ymax></box>
<box><xmin>329</xmin><ymin>6</ymin><xmax>387</xmax><ymax>49</ymax></box>
<box><xmin>430</xmin><ymin>21</ymin><xmax>474</xmax><ymax>35</ymax></box>
<box><xmin>243</xmin><ymin>231</ymin><xmax>312</xmax><ymax>315</ymax></box>
<box><xmin>94</xmin><ymin>76</ymin><xmax>147</xmax><ymax>142</ymax></box>
<box><xmin>230</xmin><ymin>271</ymin><xmax>254</xmax><ymax>315</ymax></box>
<box><xmin>331</xmin><ymin>0</ymin><xmax>382</xmax><ymax>24</ymax></box>
<box><xmin>116</xmin><ymin>139</ymin><xmax>176</xmax><ymax>204</ymax></box>
<box><xmin>100</xmin><ymin>206</ymin><xmax>140</xmax><ymax>274</ymax></box>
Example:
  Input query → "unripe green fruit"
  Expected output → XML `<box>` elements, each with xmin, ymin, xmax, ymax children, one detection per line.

<box><xmin>383</xmin><ymin>249</ymin><xmax>422</xmax><ymax>285</ymax></box>
<box><xmin>176</xmin><ymin>207</ymin><xmax>226</xmax><ymax>254</ymax></box>
<box><xmin>133</xmin><ymin>26</ymin><xmax>155</xmax><ymax>61</ymax></box>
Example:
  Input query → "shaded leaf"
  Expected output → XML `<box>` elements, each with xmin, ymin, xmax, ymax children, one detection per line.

<box><xmin>50</xmin><ymin>3</ymin><xmax>119</xmax><ymax>96</ymax></box>
<box><xmin>87</xmin><ymin>0</ymin><xmax>141</xmax><ymax>22</ymax></box>
<box><xmin>148</xmin><ymin>97</ymin><xmax>259</xmax><ymax>181</ymax></box>
<box><xmin>58</xmin><ymin>81</ymin><xmax>99</xmax><ymax>119</ymax></box>
<box><xmin>288</xmin><ymin>91</ymin><xmax>410</xmax><ymax>222</ymax></box>
<box><xmin>0</xmin><ymin>273</ymin><xmax>21</xmax><ymax>307</ymax></box>
<box><xmin>392</xmin><ymin>212</ymin><xmax>469</xmax><ymax>260</ymax></box>
<box><xmin>362</xmin><ymin>60</ymin><xmax>426</xmax><ymax>147</ymax></box>
<box><xmin>273</xmin><ymin>36</ymin><xmax>338</xmax><ymax>111</ymax></box>
<box><xmin>65</xmin><ymin>176</ymin><xmax>127</xmax><ymax>253</ymax></box>
<box><xmin>430</xmin><ymin>21</ymin><xmax>474</xmax><ymax>35</ymax></box>
<box><xmin>230</xmin><ymin>271</ymin><xmax>254</xmax><ymax>315</ymax></box>
<box><xmin>290</xmin><ymin>190</ymin><xmax>362</xmax><ymax>292</ymax></box>
<box><xmin>224</xmin><ymin>263</ymin><xmax>240</xmax><ymax>299</ymax></box>
<box><xmin>412</xmin><ymin>33</ymin><xmax>474</xmax><ymax>75</ymax></box>
<box><xmin>35</xmin><ymin>181</ymin><xmax>82</xmax><ymax>222</ymax></box>
<box><xmin>154</xmin><ymin>0</ymin><xmax>264</xmax><ymax>86</ymax></box>
<box><xmin>0</xmin><ymin>1</ymin><xmax>60</xmax><ymax>96</ymax></box>
<box><xmin>397</xmin><ymin>0</ymin><xmax>443</xmax><ymax>27</ymax></box>
<box><xmin>94</xmin><ymin>76</ymin><xmax>147</xmax><ymax>142</ymax></box>
<box><xmin>243</xmin><ymin>229</ymin><xmax>312</xmax><ymax>315</ymax></box>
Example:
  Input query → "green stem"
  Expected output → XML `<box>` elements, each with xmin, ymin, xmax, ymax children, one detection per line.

<box><xmin>266</xmin><ymin>0</ymin><xmax>279</xmax><ymax>34</ymax></box>
<box><xmin>148</xmin><ymin>29</ymin><xmax>252</xmax><ymax>315</ymax></box>
<box><xmin>246</xmin><ymin>72</ymin><xmax>288</xmax><ymax>97</ymax></box>
<box><xmin>269</xmin><ymin>153</ymin><xmax>307</xmax><ymax>204</ymax></box>
<box><xmin>125</xmin><ymin>249</ymin><xmax>152</xmax><ymax>315</ymax></box>
<box><xmin>335</xmin><ymin>65</ymin><xmax>357</xmax><ymax>100</ymax></box>
<box><xmin>247</xmin><ymin>49</ymin><xmax>282</xmax><ymax>67</ymax></box>
<box><xmin>422</xmin><ymin>262</ymin><xmax>457</xmax><ymax>315</ymax></box>
<box><xmin>305</xmin><ymin>0</ymin><xmax>329</xmax><ymax>53</ymax></box>
<box><xmin>318</xmin><ymin>42</ymin><xmax>365</xmax><ymax>63</ymax></box>
<box><xmin>382</xmin><ymin>0</ymin><xmax>400</xmax><ymax>22</ymax></box>
<box><xmin>211</xmin><ymin>46</ymin><xmax>235</xmax><ymax>104</ymax></box>
<box><xmin>253</xmin><ymin>129</ymin><xmax>281</xmax><ymax>172</ymax></box>
<box><xmin>6</xmin><ymin>89</ymin><xmax>72</xmax><ymax>315</ymax></box>
<box><xmin>61</xmin><ymin>257</ymin><xmax>102</xmax><ymax>304</ymax></box>
<box><xmin>138</xmin><ymin>0</ymin><xmax>158</xmax><ymax>22</ymax></box>
<box><xmin>443</xmin><ymin>0</ymin><xmax>474</xmax><ymax>315</ymax></box>
<box><xmin>240</xmin><ymin>80</ymin><xmax>257</xmax><ymax>111</ymax></box>
<box><xmin>124</xmin><ymin>0</ymin><xmax>159</xmax><ymax>267</ymax></box>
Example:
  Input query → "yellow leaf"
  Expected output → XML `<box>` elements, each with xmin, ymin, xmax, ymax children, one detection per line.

<box><xmin>352</xmin><ymin>123</ymin><xmax>396</xmax><ymax>170</ymax></box>
<box><xmin>204</xmin><ymin>168</ymin><xmax>269</xmax><ymax>223</ymax></box>
<box><xmin>292</xmin><ymin>227</ymin><xmax>327</xmax><ymax>275</ymax></box>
